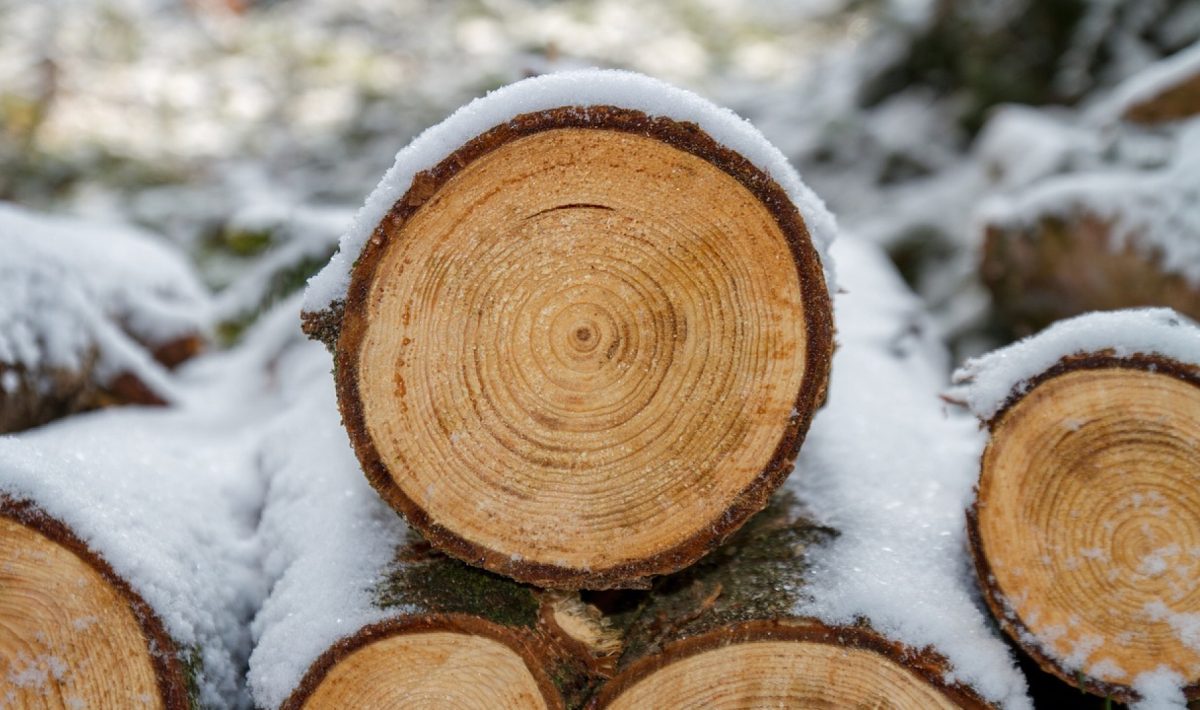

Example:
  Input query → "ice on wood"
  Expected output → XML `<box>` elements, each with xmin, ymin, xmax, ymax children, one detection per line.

<box><xmin>949</xmin><ymin>308</ymin><xmax>1200</xmax><ymax>422</ymax></box>
<box><xmin>302</xmin><ymin>68</ymin><xmax>838</xmax><ymax>316</ymax></box>
<box><xmin>788</xmin><ymin>236</ymin><xmax>1032</xmax><ymax>709</ymax></box>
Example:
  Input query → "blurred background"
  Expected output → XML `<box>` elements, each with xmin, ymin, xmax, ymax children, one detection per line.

<box><xmin>2</xmin><ymin>0</ymin><xmax>1198</xmax><ymax>357</ymax></box>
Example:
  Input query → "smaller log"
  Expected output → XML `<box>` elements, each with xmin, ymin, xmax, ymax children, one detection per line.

<box><xmin>1118</xmin><ymin>43</ymin><xmax>1200</xmax><ymax>124</ymax></box>
<box><xmin>589</xmin><ymin>492</ymin><xmax>992</xmax><ymax>709</ymax></box>
<box><xmin>0</xmin><ymin>405</ymin><xmax>260</xmax><ymax>707</ymax></box>
<box><xmin>0</xmin><ymin>498</ymin><xmax>188</xmax><ymax>708</ymax></box>
<box><xmin>953</xmin><ymin>309</ymin><xmax>1200</xmax><ymax>704</ymax></box>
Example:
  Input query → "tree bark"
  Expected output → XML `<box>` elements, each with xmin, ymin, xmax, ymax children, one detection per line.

<box><xmin>968</xmin><ymin>354</ymin><xmax>1200</xmax><ymax>704</ymax></box>
<box><xmin>587</xmin><ymin>491</ymin><xmax>993</xmax><ymax>709</ymax></box>
<box><xmin>303</xmin><ymin>105</ymin><xmax>833</xmax><ymax>589</ymax></box>
<box><xmin>0</xmin><ymin>496</ymin><xmax>191</xmax><ymax>708</ymax></box>
<box><xmin>981</xmin><ymin>214</ymin><xmax>1200</xmax><ymax>339</ymax></box>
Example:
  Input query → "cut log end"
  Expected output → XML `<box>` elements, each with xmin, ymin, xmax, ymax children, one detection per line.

<box><xmin>336</xmin><ymin>107</ymin><xmax>832</xmax><ymax>588</ymax></box>
<box><xmin>972</xmin><ymin>359</ymin><xmax>1200</xmax><ymax>701</ymax></box>
<box><xmin>0</xmin><ymin>502</ymin><xmax>186</xmax><ymax>708</ymax></box>
<box><xmin>592</xmin><ymin>622</ymin><xmax>989</xmax><ymax>709</ymax></box>
<box><xmin>281</xmin><ymin>618</ymin><xmax>563</xmax><ymax>710</ymax></box>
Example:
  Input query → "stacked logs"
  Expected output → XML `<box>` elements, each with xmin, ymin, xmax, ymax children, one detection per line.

<box><xmin>269</xmin><ymin>71</ymin><xmax>1021</xmax><ymax>708</ymax></box>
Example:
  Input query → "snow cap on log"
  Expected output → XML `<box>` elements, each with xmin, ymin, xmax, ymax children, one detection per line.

<box><xmin>0</xmin><ymin>408</ymin><xmax>261</xmax><ymax>707</ymax></box>
<box><xmin>949</xmin><ymin>308</ymin><xmax>1200</xmax><ymax>423</ymax></box>
<box><xmin>1099</xmin><ymin>40</ymin><xmax>1200</xmax><ymax>124</ymax></box>
<box><xmin>301</xmin><ymin>68</ymin><xmax>837</xmax><ymax>318</ymax></box>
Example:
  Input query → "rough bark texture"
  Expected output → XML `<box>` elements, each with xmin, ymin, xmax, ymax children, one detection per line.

<box><xmin>0</xmin><ymin>496</ymin><xmax>192</xmax><ymax>708</ymax></box>
<box><xmin>969</xmin><ymin>354</ymin><xmax>1200</xmax><ymax>704</ymax></box>
<box><xmin>981</xmin><ymin>215</ymin><xmax>1200</xmax><ymax>339</ymax></box>
<box><xmin>587</xmin><ymin>492</ymin><xmax>992</xmax><ymax>708</ymax></box>
<box><xmin>279</xmin><ymin>539</ymin><xmax>618</xmax><ymax>709</ymax></box>
<box><xmin>304</xmin><ymin>105</ymin><xmax>833</xmax><ymax>590</ymax></box>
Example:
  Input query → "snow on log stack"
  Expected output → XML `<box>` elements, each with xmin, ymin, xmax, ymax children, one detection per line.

<box><xmin>951</xmin><ymin>308</ymin><xmax>1200</xmax><ymax>706</ymax></box>
<box><xmin>0</xmin><ymin>203</ymin><xmax>211</xmax><ymax>433</ymax></box>
<box><xmin>0</xmin><ymin>407</ymin><xmax>261</xmax><ymax>708</ymax></box>
<box><xmin>299</xmin><ymin>69</ymin><xmax>836</xmax><ymax>589</ymax></box>
<box><xmin>249</xmin><ymin>370</ymin><xmax>617</xmax><ymax>710</ymax></box>
<box><xmin>978</xmin><ymin>49</ymin><xmax>1200</xmax><ymax>338</ymax></box>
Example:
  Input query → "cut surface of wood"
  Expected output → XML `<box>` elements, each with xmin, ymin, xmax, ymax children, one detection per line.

<box><xmin>600</xmin><ymin>635</ymin><xmax>958</xmax><ymax>709</ymax></box>
<box><xmin>300</xmin><ymin>630</ymin><xmax>549</xmax><ymax>710</ymax></box>
<box><xmin>972</xmin><ymin>362</ymin><xmax>1200</xmax><ymax>701</ymax></box>
<box><xmin>336</xmin><ymin>107</ymin><xmax>832</xmax><ymax>588</ymax></box>
<box><xmin>0</xmin><ymin>513</ymin><xmax>179</xmax><ymax>708</ymax></box>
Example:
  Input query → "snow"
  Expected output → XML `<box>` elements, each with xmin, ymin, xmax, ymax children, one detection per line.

<box><xmin>1131</xmin><ymin>667</ymin><xmax>1188</xmax><ymax>710</ymax></box>
<box><xmin>302</xmin><ymin>68</ymin><xmax>838</xmax><ymax>316</ymax></box>
<box><xmin>949</xmin><ymin>308</ymin><xmax>1200</xmax><ymax>422</ymax></box>
<box><xmin>789</xmin><ymin>236</ymin><xmax>1031</xmax><ymax>709</ymax></box>
<box><xmin>0</xmin><ymin>202</ymin><xmax>211</xmax><ymax>396</ymax></box>
<box><xmin>1101</xmin><ymin>40</ymin><xmax>1200</xmax><ymax>121</ymax></box>
<box><xmin>246</xmin><ymin>343</ymin><xmax>411</xmax><ymax>710</ymax></box>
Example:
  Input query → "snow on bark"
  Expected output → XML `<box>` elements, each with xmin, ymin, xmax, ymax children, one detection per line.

<box><xmin>949</xmin><ymin>308</ymin><xmax>1200</xmax><ymax>423</ymax></box>
<box><xmin>301</xmin><ymin>68</ymin><xmax>838</xmax><ymax>317</ymax></box>
<box><xmin>787</xmin><ymin>236</ymin><xmax>1032</xmax><ymax>709</ymax></box>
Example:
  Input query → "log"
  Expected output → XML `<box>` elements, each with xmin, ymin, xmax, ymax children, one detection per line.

<box><xmin>299</xmin><ymin>70</ymin><xmax>836</xmax><ymax>589</ymax></box>
<box><xmin>0</xmin><ymin>407</ymin><xmax>260</xmax><ymax>707</ymax></box>
<box><xmin>588</xmin><ymin>492</ymin><xmax>992</xmax><ymax>709</ymax></box>
<box><xmin>1115</xmin><ymin>42</ymin><xmax>1200</xmax><ymax>125</ymax></box>
<box><xmin>249</xmin><ymin>370</ymin><xmax>616</xmax><ymax>709</ymax></box>
<box><xmin>981</xmin><ymin>214</ymin><xmax>1200</xmax><ymax>338</ymax></box>
<box><xmin>951</xmin><ymin>309</ymin><xmax>1200</xmax><ymax>704</ymax></box>
<box><xmin>0</xmin><ymin>204</ymin><xmax>210</xmax><ymax>432</ymax></box>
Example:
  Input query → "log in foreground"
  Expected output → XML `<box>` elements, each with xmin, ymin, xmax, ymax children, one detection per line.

<box><xmin>300</xmin><ymin>70</ymin><xmax>836</xmax><ymax>589</ymax></box>
<box><xmin>952</xmin><ymin>309</ymin><xmax>1200</xmax><ymax>704</ymax></box>
<box><xmin>589</xmin><ymin>492</ymin><xmax>991</xmax><ymax>709</ymax></box>
<box><xmin>250</xmin><ymin>373</ymin><xmax>616</xmax><ymax>710</ymax></box>
<box><xmin>0</xmin><ymin>409</ymin><xmax>259</xmax><ymax>707</ymax></box>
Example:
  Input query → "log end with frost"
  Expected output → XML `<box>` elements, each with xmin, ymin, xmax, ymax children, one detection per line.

<box><xmin>951</xmin><ymin>308</ymin><xmax>1200</xmax><ymax>705</ymax></box>
<box><xmin>1110</xmin><ymin>41</ymin><xmax>1200</xmax><ymax>125</ymax></box>
<box><xmin>0</xmin><ymin>204</ymin><xmax>210</xmax><ymax>433</ymax></box>
<box><xmin>298</xmin><ymin>70</ymin><xmax>836</xmax><ymax>589</ymax></box>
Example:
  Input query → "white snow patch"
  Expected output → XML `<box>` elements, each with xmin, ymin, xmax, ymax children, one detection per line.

<box><xmin>949</xmin><ymin>308</ymin><xmax>1200</xmax><ymax>422</ymax></box>
<box><xmin>302</xmin><ymin>68</ymin><xmax>837</xmax><ymax>314</ymax></box>
<box><xmin>1131</xmin><ymin>667</ymin><xmax>1188</xmax><ymax>709</ymax></box>
<box><xmin>1144</xmin><ymin>601</ymin><xmax>1200</xmax><ymax>652</ymax></box>
<box><xmin>0</xmin><ymin>202</ymin><xmax>211</xmax><ymax>397</ymax></box>
<box><xmin>789</xmin><ymin>236</ymin><xmax>1030</xmax><ymax>709</ymax></box>
<box><xmin>246</xmin><ymin>350</ymin><xmax>412</xmax><ymax>710</ymax></box>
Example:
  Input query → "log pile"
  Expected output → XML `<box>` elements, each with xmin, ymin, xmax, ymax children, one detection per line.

<box><xmin>8</xmin><ymin>68</ymin><xmax>1200</xmax><ymax>708</ymax></box>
